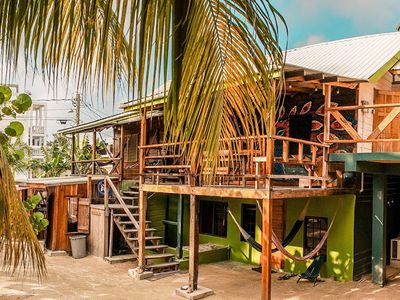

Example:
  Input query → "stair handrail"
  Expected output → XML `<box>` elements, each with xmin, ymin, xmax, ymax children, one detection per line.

<box><xmin>105</xmin><ymin>176</ymin><xmax>140</xmax><ymax>229</ymax></box>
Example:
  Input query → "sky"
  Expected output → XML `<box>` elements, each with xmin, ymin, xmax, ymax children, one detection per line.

<box><xmin>6</xmin><ymin>1</ymin><xmax>400</xmax><ymax>140</ymax></box>
<box><xmin>271</xmin><ymin>0</ymin><xmax>399</xmax><ymax>48</ymax></box>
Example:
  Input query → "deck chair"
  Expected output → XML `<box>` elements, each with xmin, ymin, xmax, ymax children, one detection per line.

<box><xmin>296</xmin><ymin>255</ymin><xmax>326</xmax><ymax>286</ymax></box>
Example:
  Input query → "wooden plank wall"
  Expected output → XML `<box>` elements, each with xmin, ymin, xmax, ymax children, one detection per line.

<box><xmin>373</xmin><ymin>90</ymin><xmax>400</xmax><ymax>152</ymax></box>
<box><xmin>46</xmin><ymin>184</ymin><xmax>87</xmax><ymax>252</ymax></box>
<box><xmin>271</xmin><ymin>199</ymin><xmax>285</xmax><ymax>268</ymax></box>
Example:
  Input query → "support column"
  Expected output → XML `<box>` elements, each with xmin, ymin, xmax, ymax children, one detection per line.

<box><xmin>176</xmin><ymin>194</ymin><xmax>184</xmax><ymax>259</ymax></box>
<box><xmin>138</xmin><ymin>110</ymin><xmax>147</xmax><ymax>271</ymax></box>
<box><xmin>71</xmin><ymin>133</ymin><xmax>76</xmax><ymax>174</ymax></box>
<box><xmin>372</xmin><ymin>174</ymin><xmax>387</xmax><ymax>286</ymax></box>
<box><xmin>322</xmin><ymin>84</ymin><xmax>331</xmax><ymax>188</ymax></box>
<box><xmin>188</xmin><ymin>194</ymin><xmax>199</xmax><ymax>291</ymax></box>
<box><xmin>120</xmin><ymin>125</ymin><xmax>126</xmax><ymax>180</ymax></box>
<box><xmin>261</xmin><ymin>196</ymin><xmax>272</xmax><ymax>300</ymax></box>
<box><xmin>92</xmin><ymin>130</ymin><xmax>97</xmax><ymax>174</ymax></box>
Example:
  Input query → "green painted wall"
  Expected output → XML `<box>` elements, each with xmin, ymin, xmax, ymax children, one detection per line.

<box><xmin>197</xmin><ymin>197</ymin><xmax>262</xmax><ymax>265</ymax></box>
<box><xmin>284</xmin><ymin>194</ymin><xmax>356</xmax><ymax>281</ymax></box>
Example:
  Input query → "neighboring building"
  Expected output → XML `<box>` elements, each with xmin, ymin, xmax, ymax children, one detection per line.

<box><xmin>27</xmin><ymin>101</ymin><xmax>47</xmax><ymax>159</ymax></box>
<box><xmin>18</xmin><ymin>31</ymin><xmax>400</xmax><ymax>296</ymax></box>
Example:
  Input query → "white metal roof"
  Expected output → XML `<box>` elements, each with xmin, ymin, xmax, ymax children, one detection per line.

<box><xmin>285</xmin><ymin>32</ymin><xmax>400</xmax><ymax>81</ymax></box>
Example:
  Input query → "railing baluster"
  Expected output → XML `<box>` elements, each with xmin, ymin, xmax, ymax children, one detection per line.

<box><xmin>298</xmin><ymin>143</ymin><xmax>304</xmax><ymax>164</ymax></box>
<box><xmin>283</xmin><ymin>140</ymin><xmax>289</xmax><ymax>163</ymax></box>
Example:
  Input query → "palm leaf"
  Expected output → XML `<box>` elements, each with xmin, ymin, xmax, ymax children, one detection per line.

<box><xmin>0</xmin><ymin>145</ymin><xmax>46</xmax><ymax>278</ymax></box>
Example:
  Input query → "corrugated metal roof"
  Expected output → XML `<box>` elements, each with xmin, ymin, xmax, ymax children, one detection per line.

<box><xmin>58</xmin><ymin>110</ymin><xmax>163</xmax><ymax>134</ymax></box>
<box><xmin>285</xmin><ymin>32</ymin><xmax>400</xmax><ymax>81</ymax></box>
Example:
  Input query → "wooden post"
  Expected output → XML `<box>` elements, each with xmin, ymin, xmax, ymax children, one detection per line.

<box><xmin>120</xmin><ymin>125</ymin><xmax>126</xmax><ymax>180</ymax></box>
<box><xmin>72</xmin><ymin>133</ymin><xmax>76</xmax><ymax>174</ymax></box>
<box><xmin>138</xmin><ymin>110</ymin><xmax>147</xmax><ymax>271</ymax></box>
<box><xmin>322</xmin><ymin>85</ymin><xmax>331</xmax><ymax>188</ymax></box>
<box><xmin>261</xmin><ymin>195</ymin><xmax>272</xmax><ymax>300</ymax></box>
<box><xmin>176</xmin><ymin>193</ymin><xmax>184</xmax><ymax>259</ymax></box>
<box><xmin>92</xmin><ymin>130</ymin><xmax>97</xmax><ymax>174</ymax></box>
<box><xmin>261</xmin><ymin>81</ymin><xmax>276</xmax><ymax>300</ymax></box>
<box><xmin>108</xmin><ymin>209</ymin><xmax>114</xmax><ymax>258</ymax></box>
<box><xmin>104</xmin><ymin>178</ymin><xmax>109</xmax><ymax>258</ymax></box>
<box><xmin>188</xmin><ymin>193</ymin><xmax>199</xmax><ymax>291</ymax></box>
<box><xmin>87</xmin><ymin>175</ymin><xmax>92</xmax><ymax>200</ymax></box>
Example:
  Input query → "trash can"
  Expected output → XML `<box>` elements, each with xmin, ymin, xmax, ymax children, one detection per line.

<box><xmin>69</xmin><ymin>235</ymin><xmax>87</xmax><ymax>259</ymax></box>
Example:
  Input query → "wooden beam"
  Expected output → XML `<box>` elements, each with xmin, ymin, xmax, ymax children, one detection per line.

<box><xmin>140</xmin><ymin>184</ymin><xmax>349</xmax><ymax>199</ymax></box>
<box><xmin>261</xmin><ymin>196</ymin><xmax>272</xmax><ymax>300</ymax></box>
<box><xmin>120</xmin><ymin>125</ymin><xmax>126</xmax><ymax>180</ymax></box>
<box><xmin>92</xmin><ymin>131</ymin><xmax>96</xmax><ymax>174</ymax></box>
<box><xmin>304</xmin><ymin>73</ymin><xmax>324</xmax><ymax>81</ymax></box>
<box><xmin>284</xmin><ymin>69</ymin><xmax>305</xmax><ymax>80</ymax></box>
<box><xmin>322</xmin><ymin>85</ymin><xmax>331</xmax><ymax>188</ymax></box>
<box><xmin>368</xmin><ymin>107</ymin><xmax>400</xmax><ymax>140</ymax></box>
<box><xmin>328</xmin><ymin>103</ymin><xmax>400</xmax><ymax>111</ymax></box>
<box><xmin>331</xmin><ymin>110</ymin><xmax>363</xmax><ymax>141</ymax></box>
<box><xmin>188</xmin><ymin>194</ymin><xmax>199</xmax><ymax>292</ymax></box>
<box><xmin>71</xmin><ymin>134</ymin><xmax>76</xmax><ymax>174</ymax></box>
<box><xmin>320</xmin><ymin>76</ymin><xmax>338</xmax><ymax>83</ymax></box>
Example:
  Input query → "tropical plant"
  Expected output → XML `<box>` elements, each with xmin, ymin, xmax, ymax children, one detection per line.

<box><xmin>0</xmin><ymin>146</ymin><xmax>46</xmax><ymax>278</ymax></box>
<box><xmin>0</xmin><ymin>0</ymin><xmax>286</xmax><ymax>169</ymax></box>
<box><xmin>0</xmin><ymin>0</ymin><xmax>285</xmax><ymax>277</ymax></box>
<box><xmin>29</xmin><ymin>134</ymin><xmax>71</xmax><ymax>178</ymax></box>
<box><xmin>23</xmin><ymin>195</ymin><xmax>49</xmax><ymax>235</ymax></box>
<box><xmin>0</xmin><ymin>85</ymin><xmax>32</xmax><ymax>167</ymax></box>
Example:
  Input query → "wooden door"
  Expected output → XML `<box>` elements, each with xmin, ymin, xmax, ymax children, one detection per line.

<box><xmin>77</xmin><ymin>198</ymin><xmax>90</xmax><ymax>234</ymax></box>
<box><xmin>373</xmin><ymin>90</ymin><xmax>400</xmax><ymax>152</ymax></box>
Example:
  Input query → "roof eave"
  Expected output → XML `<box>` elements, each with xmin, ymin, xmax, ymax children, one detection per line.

<box><xmin>368</xmin><ymin>50</ymin><xmax>400</xmax><ymax>83</ymax></box>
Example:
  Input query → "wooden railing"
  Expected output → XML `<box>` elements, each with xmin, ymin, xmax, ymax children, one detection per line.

<box><xmin>72</xmin><ymin>157</ymin><xmax>121</xmax><ymax>176</ymax></box>
<box><xmin>140</xmin><ymin>135</ymin><xmax>329</xmax><ymax>189</ymax></box>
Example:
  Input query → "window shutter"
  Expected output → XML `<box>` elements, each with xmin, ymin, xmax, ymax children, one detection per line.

<box><xmin>77</xmin><ymin>198</ymin><xmax>90</xmax><ymax>233</ymax></box>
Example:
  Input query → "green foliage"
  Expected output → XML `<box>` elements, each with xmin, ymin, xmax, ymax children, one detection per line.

<box><xmin>0</xmin><ymin>85</ymin><xmax>32</xmax><ymax>169</ymax></box>
<box><xmin>29</xmin><ymin>134</ymin><xmax>72</xmax><ymax>178</ymax></box>
<box><xmin>23</xmin><ymin>194</ymin><xmax>49</xmax><ymax>235</ymax></box>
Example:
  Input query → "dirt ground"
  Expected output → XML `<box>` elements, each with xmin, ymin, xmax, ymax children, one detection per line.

<box><xmin>0</xmin><ymin>255</ymin><xmax>399</xmax><ymax>300</ymax></box>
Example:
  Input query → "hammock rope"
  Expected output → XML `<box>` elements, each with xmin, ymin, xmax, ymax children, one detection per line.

<box><xmin>228</xmin><ymin>199</ymin><xmax>341</xmax><ymax>262</ymax></box>
<box><xmin>227</xmin><ymin>199</ymin><xmax>310</xmax><ymax>254</ymax></box>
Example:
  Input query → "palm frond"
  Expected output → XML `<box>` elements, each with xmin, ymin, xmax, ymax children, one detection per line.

<box><xmin>0</xmin><ymin>145</ymin><xmax>46</xmax><ymax>278</ymax></box>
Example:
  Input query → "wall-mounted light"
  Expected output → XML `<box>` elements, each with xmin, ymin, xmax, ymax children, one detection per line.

<box><xmin>361</xmin><ymin>100</ymin><xmax>370</xmax><ymax>113</ymax></box>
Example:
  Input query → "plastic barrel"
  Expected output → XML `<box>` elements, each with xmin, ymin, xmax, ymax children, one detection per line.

<box><xmin>69</xmin><ymin>235</ymin><xmax>87</xmax><ymax>259</ymax></box>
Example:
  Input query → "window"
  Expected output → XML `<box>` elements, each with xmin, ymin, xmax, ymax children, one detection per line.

<box><xmin>289</xmin><ymin>114</ymin><xmax>312</xmax><ymax>155</ymax></box>
<box><xmin>241</xmin><ymin>204</ymin><xmax>256</xmax><ymax>241</ymax></box>
<box><xmin>125</xmin><ymin>133</ymin><xmax>138</xmax><ymax>162</ymax></box>
<box><xmin>303</xmin><ymin>216</ymin><xmax>328</xmax><ymax>256</ymax></box>
<box><xmin>200</xmin><ymin>200</ymin><xmax>227</xmax><ymax>237</ymax></box>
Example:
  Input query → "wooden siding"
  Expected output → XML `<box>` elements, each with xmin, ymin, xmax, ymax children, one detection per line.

<box><xmin>357</xmin><ymin>72</ymin><xmax>393</xmax><ymax>153</ymax></box>
<box><xmin>46</xmin><ymin>184</ymin><xmax>87</xmax><ymax>252</ymax></box>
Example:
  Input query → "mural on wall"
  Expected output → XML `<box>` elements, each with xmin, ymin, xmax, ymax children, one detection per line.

<box><xmin>277</xmin><ymin>89</ymin><xmax>356</xmax><ymax>154</ymax></box>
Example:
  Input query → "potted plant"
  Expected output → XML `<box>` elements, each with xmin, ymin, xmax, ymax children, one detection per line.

<box><xmin>24</xmin><ymin>194</ymin><xmax>49</xmax><ymax>252</ymax></box>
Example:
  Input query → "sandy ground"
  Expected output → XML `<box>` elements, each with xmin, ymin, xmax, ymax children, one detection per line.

<box><xmin>0</xmin><ymin>255</ymin><xmax>399</xmax><ymax>300</ymax></box>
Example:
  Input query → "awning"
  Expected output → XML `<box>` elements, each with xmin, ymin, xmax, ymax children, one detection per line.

<box><xmin>58</xmin><ymin>110</ymin><xmax>163</xmax><ymax>135</ymax></box>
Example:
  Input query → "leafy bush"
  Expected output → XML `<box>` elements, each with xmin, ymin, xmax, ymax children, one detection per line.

<box><xmin>23</xmin><ymin>195</ymin><xmax>49</xmax><ymax>235</ymax></box>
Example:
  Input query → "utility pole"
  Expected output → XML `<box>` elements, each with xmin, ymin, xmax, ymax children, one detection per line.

<box><xmin>73</xmin><ymin>93</ymin><xmax>81</xmax><ymax>147</ymax></box>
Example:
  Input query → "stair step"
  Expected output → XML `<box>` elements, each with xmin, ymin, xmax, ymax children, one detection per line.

<box><xmin>121</xmin><ymin>196</ymin><xmax>138</xmax><ymax>200</ymax></box>
<box><xmin>119</xmin><ymin>220</ymin><xmax>150</xmax><ymax>225</ymax></box>
<box><xmin>122</xmin><ymin>190</ymin><xmax>139</xmax><ymax>195</ymax></box>
<box><xmin>134</xmin><ymin>244</ymin><xmax>169</xmax><ymax>251</ymax></box>
<box><xmin>146</xmin><ymin>261</ymin><xmax>179</xmax><ymax>272</ymax></box>
<box><xmin>109</xmin><ymin>205</ymin><xmax>138</xmax><ymax>210</ymax></box>
<box><xmin>113</xmin><ymin>213</ymin><xmax>139</xmax><ymax>218</ymax></box>
<box><xmin>145</xmin><ymin>253</ymin><xmax>175</xmax><ymax>260</ymax></box>
<box><xmin>128</xmin><ymin>236</ymin><xmax>163</xmax><ymax>242</ymax></box>
<box><xmin>123</xmin><ymin>228</ymin><xmax>156</xmax><ymax>233</ymax></box>
<box><xmin>129</xmin><ymin>186</ymin><xmax>140</xmax><ymax>191</ymax></box>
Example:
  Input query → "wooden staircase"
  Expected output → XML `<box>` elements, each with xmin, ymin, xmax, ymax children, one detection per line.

<box><xmin>108</xmin><ymin>183</ymin><xmax>179</xmax><ymax>273</ymax></box>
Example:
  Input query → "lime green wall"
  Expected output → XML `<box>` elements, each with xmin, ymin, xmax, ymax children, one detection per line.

<box><xmin>284</xmin><ymin>194</ymin><xmax>355</xmax><ymax>281</ymax></box>
<box><xmin>198</xmin><ymin>197</ymin><xmax>262</xmax><ymax>265</ymax></box>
